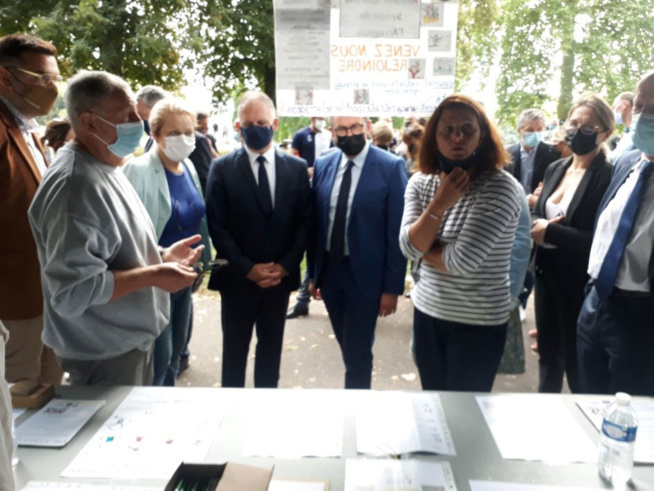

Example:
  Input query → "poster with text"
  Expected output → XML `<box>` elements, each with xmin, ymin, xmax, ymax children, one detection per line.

<box><xmin>274</xmin><ymin>0</ymin><xmax>458</xmax><ymax>116</ymax></box>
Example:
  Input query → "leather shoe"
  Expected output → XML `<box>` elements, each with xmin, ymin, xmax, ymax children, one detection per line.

<box><xmin>286</xmin><ymin>303</ymin><xmax>309</xmax><ymax>319</ymax></box>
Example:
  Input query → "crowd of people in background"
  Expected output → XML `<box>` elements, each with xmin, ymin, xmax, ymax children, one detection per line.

<box><xmin>3</xmin><ymin>35</ymin><xmax>654</xmax><ymax>481</ymax></box>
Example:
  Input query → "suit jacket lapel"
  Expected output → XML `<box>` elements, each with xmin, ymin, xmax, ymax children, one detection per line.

<box><xmin>566</xmin><ymin>154</ymin><xmax>604</xmax><ymax>220</ymax></box>
<box><xmin>539</xmin><ymin>157</ymin><xmax>569</xmax><ymax>209</ymax></box>
<box><xmin>273</xmin><ymin>149</ymin><xmax>287</xmax><ymax>218</ymax></box>
<box><xmin>152</xmin><ymin>152</ymin><xmax>171</xmax><ymax>211</ymax></box>
<box><xmin>0</xmin><ymin>102</ymin><xmax>42</xmax><ymax>184</ymax></box>
<box><xmin>323</xmin><ymin>151</ymin><xmax>341</xmax><ymax>233</ymax></box>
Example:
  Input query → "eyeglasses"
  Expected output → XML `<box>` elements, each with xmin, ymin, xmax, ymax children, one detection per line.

<box><xmin>5</xmin><ymin>66</ymin><xmax>63</xmax><ymax>86</ymax></box>
<box><xmin>437</xmin><ymin>123</ymin><xmax>478</xmax><ymax>138</ymax></box>
<box><xmin>564</xmin><ymin>123</ymin><xmax>602</xmax><ymax>137</ymax></box>
<box><xmin>333</xmin><ymin>123</ymin><xmax>365</xmax><ymax>137</ymax></box>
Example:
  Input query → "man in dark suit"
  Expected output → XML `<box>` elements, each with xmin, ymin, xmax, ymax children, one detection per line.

<box><xmin>577</xmin><ymin>71</ymin><xmax>654</xmax><ymax>397</ymax></box>
<box><xmin>308</xmin><ymin>116</ymin><xmax>407</xmax><ymax>389</ymax></box>
<box><xmin>205</xmin><ymin>91</ymin><xmax>311</xmax><ymax>388</ymax></box>
<box><xmin>506</xmin><ymin>108</ymin><xmax>561</xmax><ymax>206</ymax></box>
<box><xmin>0</xmin><ymin>33</ymin><xmax>63</xmax><ymax>385</ymax></box>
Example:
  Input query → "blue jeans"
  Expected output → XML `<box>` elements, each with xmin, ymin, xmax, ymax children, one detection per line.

<box><xmin>153</xmin><ymin>287</ymin><xmax>192</xmax><ymax>386</ymax></box>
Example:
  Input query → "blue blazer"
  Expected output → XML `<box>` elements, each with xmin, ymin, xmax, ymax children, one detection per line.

<box><xmin>594</xmin><ymin>149</ymin><xmax>654</xmax><ymax>288</ymax></box>
<box><xmin>308</xmin><ymin>145</ymin><xmax>408</xmax><ymax>299</ymax></box>
<box><xmin>122</xmin><ymin>149</ymin><xmax>212</xmax><ymax>264</ymax></box>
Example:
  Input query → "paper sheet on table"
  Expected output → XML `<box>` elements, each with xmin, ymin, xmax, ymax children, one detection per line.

<box><xmin>61</xmin><ymin>387</ymin><xmax>224</xmax><ymax>479</ymax></box>
<box><xmin>470</xmin><ymin>481</ymin><xmax>607</xmax><ymax>491</ymax></box>
<box><xmin>22</xmin><ymin>483</ymin><xmax>159</xmax><ymax>491</ymax></box>
<box><xmin>577</xmin><ymin>399</ymin><xmax>654</xmax><ymax>464</ymax></box>
<box><xmin>357</xmin><ymin>392</ymin><xmax>455</xmax><ymax>456</ymax></box>
<box><xmin>242</xmin><ymin>391</ymin><xmax>342</xmax><ymax>457</ymax></box>
<box><xmin>268</xmin><ymin>479</ymin><xmax>328</xmax><ymax>491</ymax></box>
<box><xmin>476</xmin><ymin>395</ymin><xmax>597</xmax><ymax>463</ymax></box>
<box><xmin>15</xmin><ymin>400</ymin><xmax>104</xmax><ymax>447</ymax></box>
<box><xmin>12</xmin><ymin>407</ymin><xmax>26</xmax><ymax>422</ymax></box>
<box><xmin>345</xmin><ymin>459</ymin><xmax>457</xmax><ymax>491</ymax></box>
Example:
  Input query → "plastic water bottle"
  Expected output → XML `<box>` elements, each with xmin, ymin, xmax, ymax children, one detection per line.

<box><xmin>598</xmin><ymin>392</ymin><xmax>638</xmax><ymax>485</ymax></box>
<box><xmin>11</xmin><ymin>418</ymin><xmax>19</xmax><ymax>468</ymax></box>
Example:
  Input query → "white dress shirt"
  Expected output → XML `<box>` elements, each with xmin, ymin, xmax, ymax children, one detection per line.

<box><xmin>244</xmin><ymin>144</ymin><xmax>276</xmax><ymax>208</ymax></box>
<box><xmin>0</xmin><ymin>94</ymin><xmax>48</xmax><ymax>176</ymax></box>
<box><xmin>314</xmin><ymin>129</ymin><xmax>331</xmax><ymax>159</ymax></box>
<box><xmin>588</xmin><ymin>157</ymin><xmax>654</xmax><ymax>292</ymax></box>
<box><xmin>326</xmin><ymin>142</ymin><xmax>370</xmax><ymax>255</ymax></box>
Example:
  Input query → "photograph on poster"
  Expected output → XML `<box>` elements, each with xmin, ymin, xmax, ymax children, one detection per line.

<box><xmin>433</xmin><ymin>58</ymin><xmax>455</xmax><ymax>76</ymax></box>
<box><xmin>428</xmin><ymin>30</ymin><xmax>452</xmax><ymax>52</ymax></box>
<box><xmin>354</xmin><ymin>89</ymin><xmax>370</xmax><ymax>105</ymax></box>
<box><xmin>422</xmin><ymin>2</ymin><xmax>445</xmax><ymax>27</ymax></box>
<box><xmin>409</xmin><ymin>59</ymin><xmax>426</xmax><ymax>79</ymax></box>
<box><xmin>295</xmin><ymin>87</ymin><xmax>314</xmax><ymax>105</ymax></box>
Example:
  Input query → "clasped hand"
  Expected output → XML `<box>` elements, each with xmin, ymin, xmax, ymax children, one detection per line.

<box><xmin>247</xmin><ymin>262</ymin><xmax>287</xmax><ymax>288</ymax></box>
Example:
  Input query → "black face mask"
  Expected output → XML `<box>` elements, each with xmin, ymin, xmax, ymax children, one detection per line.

<box><xmin>438</xmin><ymin>152</ymin><xmax>479</xmax><ymax>174</ymax></box>
<box><xmin>337</xmin><ymin>133</ymin><xmax>366</xmax><ymax>156</ymax></box>
<box><xmin>566</xmin><ymin>130</ymin><xmax>598</xmax><ymax>156</ymax></box>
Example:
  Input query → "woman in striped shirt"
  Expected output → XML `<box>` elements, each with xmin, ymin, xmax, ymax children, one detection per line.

<box><xmin>400</xmin><ymin>94</ymin><xmax>520</xmax><ymax>391</ymax></box>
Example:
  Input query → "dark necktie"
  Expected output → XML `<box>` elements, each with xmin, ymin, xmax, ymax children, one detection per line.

<box><xmin>256</xmin><ymin>155</ymin><xmax>273</xmax><ymax>217</ymax></box>
<box><xmin>595</xmin><ymin>160</ymin><xmax>654</xmax><ymax>299</ymax></box>
<box><xmin>330</xmin><ymin>160</ymin><xmax>355</xmax><ymax>261</ymax></box>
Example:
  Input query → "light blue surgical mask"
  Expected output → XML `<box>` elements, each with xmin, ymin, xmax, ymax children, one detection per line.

<box><xmin>523</xmin><ymin>131</ymin><xmax>542</xmax><ymax>148</ymax></box>
<box><xmin>631</xmin><ymin>112</ymin><xmax>654</xmax><ymax>156</ymax></box>
<box><xmin>614</xmin><ymin>110</ymin><xmax>624</xmax><ymax>126</ymax></box>
<box><xmin>94</xmin><ymin>114</ymin><xmax>144</xmax><ymax>158</ymax></box>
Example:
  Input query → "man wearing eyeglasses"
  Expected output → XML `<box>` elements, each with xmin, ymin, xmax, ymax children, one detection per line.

<box><xmin>0</xmin><ymin>33</ymin><xmax>64</xmax><ymax>386</ymax></box>
<box><xmin>307</xmin><ymin>116</ymin><xmax>408</xmax><ymax>389</ymax></box>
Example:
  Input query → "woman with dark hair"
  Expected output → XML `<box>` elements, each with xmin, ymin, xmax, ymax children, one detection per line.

<box><xmin>399</xmin><ymin>94</ymin><xmax>520</xmax><ymax>391</ymax></box>
<box><xmin>42</xmin><ymin>117</ymin><xmax>73</xmax><ymax>162</ymax></box>
<box><xmin>530</xmin><ymin>93</ymin><xmax>613</xmax><ymax>393</ymax></box>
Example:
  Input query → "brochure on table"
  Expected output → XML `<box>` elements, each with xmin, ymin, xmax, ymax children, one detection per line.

<box><xmin>476</xmin><ymin>395</ymin><xmax>597</xmax><ymax>463</ymax></box>
<box><xmin>345</xmin><ymin>459</ymin><xmax>457</xmax><ymax>491</ymax></box>
<box><xmin>61</xmin><ymin>387</ymin><xmax>224</xmax><ymax>479</ymax></box>
<box><xmin>15</xmin><ymin>399</ymin><xmax>105</xmax><ymax>447</ymax></box>
<box><xmin>357</xmin><ymin>391</ymin><xmax>455</xmax><ymax>456</ymax></box>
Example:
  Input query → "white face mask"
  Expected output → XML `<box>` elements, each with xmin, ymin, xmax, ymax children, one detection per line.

<box><xmin>160</xmin><ymin>134</ymin><xmax>196</xmax><ymax>162</ymax></box>
<box><xmin>314</xmin><ymin>119</ymin><xmax>326</xmax><ymax>131</ymax></box>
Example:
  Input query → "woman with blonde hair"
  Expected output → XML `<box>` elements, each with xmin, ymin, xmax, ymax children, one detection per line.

<box><xmin>123</xmin><ymin>98</ymin><xmax>211</xmax><ymax>386</ymax></box>
<box><xmin>399</xmin><ymin>94</ymin><xmax>520</xmax><ymax>391</ymax></box>
<box><xmin>530</xmin><ymin>93</ymin><xmax>613</xmax><ymax>393</ymax></box>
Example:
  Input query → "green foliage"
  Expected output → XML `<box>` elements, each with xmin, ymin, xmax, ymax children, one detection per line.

<box><xmin>276</xmin><ymin>117</ymin><xmax>310</xmax><ymax>142</ymax></box>
<box><xmin>493</xmin><ymin>0</ymin><xmax>654</xmax><ymax>125</ymax></box>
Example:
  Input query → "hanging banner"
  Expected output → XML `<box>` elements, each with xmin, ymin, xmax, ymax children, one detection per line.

<box><xmin>274</xmin><ymin>0</ymin><xmax>458</xmax><ymax>116</ymax></box>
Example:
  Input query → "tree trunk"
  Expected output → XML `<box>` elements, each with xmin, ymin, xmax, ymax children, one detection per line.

<box><xmin>557</xmin><ymin>1</ymin><xmax>576</xmax><ymax>121</ymax></box>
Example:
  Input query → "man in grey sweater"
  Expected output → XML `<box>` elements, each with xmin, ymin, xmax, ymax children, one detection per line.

<box><xmin>28</xmin><ymin>71</ymin><xmax>202</xmax><ymax>386</ymax></box>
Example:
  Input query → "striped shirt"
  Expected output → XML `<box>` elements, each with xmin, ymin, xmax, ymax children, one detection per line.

<box><xmin>400</xmin><ymin>170</ymin><xmax>520</xmax><ymax>325</ymax></box>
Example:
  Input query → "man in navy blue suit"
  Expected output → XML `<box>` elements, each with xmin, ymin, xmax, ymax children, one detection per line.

<box><xmin>205</xmin><ymin>91</ymin><xmax>311</xmax><ymax>388</ymax></box>
<box><xmin>577</xmin><ymin>71</ymin><xmax>654</xmax><ymax>397</ymax></box>
<box><xmin>308</xmin><ymin>116</ymin><xmax>407</xmax><ymax>389</ymax></box>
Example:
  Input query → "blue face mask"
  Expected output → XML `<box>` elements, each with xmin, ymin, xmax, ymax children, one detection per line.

<box><xmin>94</xmin><ymin>114</ymin><xmax>144</xmax><ymax>158</ymax></box>
<box><xmin>523</xmin><ymin>131</ymin><xmax>542</xmax><ymax>148</ymax></box>
<box><xmin>631</xmin><ymin>112</ymin><xmax>654</xmax><ymax>156</ymax></box>
<box><xmin>613</xmin><ymin>110</ymin><xmax>624</xmax><ymax>126</ymax></box>
<box><xmin>241</xmin><ymin>125</ymin><xmax>274</xmax><ymax>151</ymax></box>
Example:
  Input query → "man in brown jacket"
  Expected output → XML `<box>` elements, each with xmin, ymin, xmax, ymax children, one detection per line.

<box><xmin>0</xmin><ymin>33</ymin><xmax>63</xmax><ymax>384</ymax></box>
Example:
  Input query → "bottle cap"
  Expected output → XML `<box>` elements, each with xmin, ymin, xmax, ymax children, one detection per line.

<box><xmin>616</xmin><ymin>392</ymin><xmax>631</xmax><ymax>405</ymax></box>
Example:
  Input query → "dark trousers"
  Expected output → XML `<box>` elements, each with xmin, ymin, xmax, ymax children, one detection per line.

<box><xmin>295</xmin><ymin>265</ymin><xmax>312</xmax><ymax>306</ymax></box>
<box><xmin>220</xmin><ymin>285</ymin><xmax>290</xmax><ymax>388</ymax></box>
<box><xmin>577</xmin><ymin>285</ymin><xmax>654</xmax><ymax>397</ymax></box>
<box><xmin>534</xmin><ymin>258</ymin><xmax>585</xmax><ymax>393</ymax></box>
<box><xmin>320</xmin><ymin>258</ymin><xmax>380</xmax><ymax>389</ymax></box>
<box><xmin>413</xmin><ymin>308</ymin><xmax>507</xmax><ymax>392</ymax></box>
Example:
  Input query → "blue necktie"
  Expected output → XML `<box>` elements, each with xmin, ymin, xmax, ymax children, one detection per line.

<box><xmin>256</xmin><ymin>155</ymin><xmax>273</xmax><ymax>217</ymax></box>
<box><xmin>330</xmin><ymin>160</ymin><xmax>354</xmax><ymax>261</ymax></box>
<box><xmin>595</xmin><ymin>160</ymin><xmax>654</xmax><ymax>299</ymax></box>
